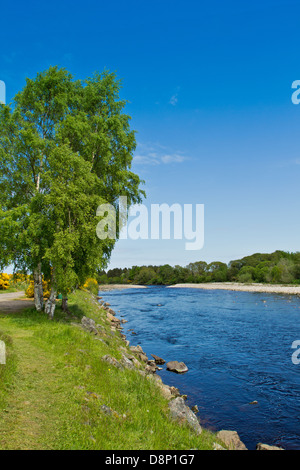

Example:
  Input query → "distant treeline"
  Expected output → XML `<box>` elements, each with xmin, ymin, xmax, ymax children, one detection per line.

<box><xmin>97</xmin><ymin>250</ymin><xmax>300</xmax><ymax>286</ymax></box>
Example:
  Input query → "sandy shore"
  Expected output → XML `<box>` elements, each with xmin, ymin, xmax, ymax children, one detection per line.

<box><xmin>98</xmin><ymin>284</ymin><xmax>147</xmax><ymax>291</ymax></box>
<box><xmin>168</xmin><ymin>282</ymin><xmax>300</xmax><ymax>295</ymax></box>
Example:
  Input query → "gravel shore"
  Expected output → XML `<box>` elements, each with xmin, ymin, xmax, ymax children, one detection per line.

<box><xmin>168</xmin><ymin>282</ymin><xmax>300</xmax><ymax>295</ymax></box>
<box><xmin>98</xmin><ymin>284</ymin><xmax>147</xmax><ymax>291</ymax></box>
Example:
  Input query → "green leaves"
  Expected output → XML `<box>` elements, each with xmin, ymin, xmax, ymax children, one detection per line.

<box><xmin>0</xmin><ymin>66</ymin><xmax>145</xmax><ymax>314</ymax></box>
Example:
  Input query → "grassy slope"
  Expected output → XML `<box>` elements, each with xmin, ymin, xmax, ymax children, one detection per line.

<box><xmin>0</xmin><ymin>290</ymin><xmax>218</xmax><ymax>450</ymax></box>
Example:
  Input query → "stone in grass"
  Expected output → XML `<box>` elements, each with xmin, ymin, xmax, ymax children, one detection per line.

<box><xmin>81</xmin><ymin>316</ymin><xmax>98</xmax><ymax>334</ymax></box>
<box><xmin>166</xmin><ymin>361</ymin><xmax>188</xmax><ymax>374</ymax></box>
<box><xmin>81</xmin><ymin>316</ymin><xmax>104</xmax><ymax>335</ymax></box>
<box><xmin>100</xmin><ymin>404</ymin><xmax>113</xmax><ymax>415</ymax></box>
<box><xmin>101</xmin><ymin>354</ymin><xmax>123</xmax><ymax>369</ymax></box>
<box><xmin>100</xmin><ymin>404</ymin><xmax>125</xmax><ymax>420</ymax></box>
<box><xmin>86</xmin><ymin>391</ymin><xmax>101</xmax><ymax>400</ymax></box>
<box><xmin>168</xmin><ymin>397</ymin><xmax>202</xmax><ymax>435</ymax></box>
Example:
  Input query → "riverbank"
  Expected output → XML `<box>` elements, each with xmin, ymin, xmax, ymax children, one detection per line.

<box><xmin>168</xmin><ymin>282</ymin><xmax>300</xmax><ymax>295</ymax></box>
<box><xmin>99</xmin><ymin>288</ymin><xmax>287</xmax><ymax>450</ymax></box>
<box><xmin>0</xmin><ymin>290</ymin><xmax>218</xmax><ymax>450</ymax></box>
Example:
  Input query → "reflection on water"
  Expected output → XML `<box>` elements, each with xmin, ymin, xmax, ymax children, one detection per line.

<box><xmin>99</xmin><ymin>285</ymin><xmax>300</xmax><ymax>450</ymax></box>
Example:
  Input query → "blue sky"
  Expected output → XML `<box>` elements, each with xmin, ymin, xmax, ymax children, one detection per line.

<box><xmin>1</xmin><ymin>0</ymin><xmax>300</xmax><ymax>269</ymax></box>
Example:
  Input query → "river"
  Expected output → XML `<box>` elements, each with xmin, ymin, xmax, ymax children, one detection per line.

<box><xmin>98</xmin><ymin>285</ymin><xmax>300</xmax><ymax>450</ymax></box>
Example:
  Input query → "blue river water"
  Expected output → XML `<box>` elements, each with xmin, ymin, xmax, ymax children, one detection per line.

<box><xmin>98</xmin><ymin>285</ymin><xmax>300</xmax><ymax>450</ymax></box>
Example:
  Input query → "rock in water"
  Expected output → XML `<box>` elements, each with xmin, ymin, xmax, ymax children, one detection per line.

<box><xmin>256</xmin><ymin>443</ymin><xmax>284</xmax><ymax>450</ymax></box>
<box><xmin>166</xmin><ymin>361</ymin><xmax>188</xmax><ymax>373</ymax></box>
<box><xmin>151</xmin><ymin>354</ymin><xmax>165</xmax><ymax>365</ymax></box>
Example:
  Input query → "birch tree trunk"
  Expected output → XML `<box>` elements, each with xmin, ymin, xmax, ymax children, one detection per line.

<box><xmin>33</xmin><ymin>263</ymin><xmax>44</xmax><ymax>311</ymax></box>
<box><xmin>62</xmin><ymin>295</ymin><xmax>70</xmax><ymax>314</ymax></box>
<box><xmin>44</xmin><ymin>286</ymin><xmax>57</xmax><ymax>319</ymax></box>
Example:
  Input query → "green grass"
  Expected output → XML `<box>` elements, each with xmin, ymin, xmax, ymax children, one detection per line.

<box><xmin>0</xmin><ymin>290</ymin><xmax>218</xmax><ymax>450</ymax></box>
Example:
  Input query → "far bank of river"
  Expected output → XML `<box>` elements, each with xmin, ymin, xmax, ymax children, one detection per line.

<box><xmin>168</xmin><ymin>282</ymin><xmax>300</xmax><ymax>295</ymax></box>
<box><xmin>99</xmin><ymin>282</ymin><xmax>300</xmax><ymax>295</ymax></box>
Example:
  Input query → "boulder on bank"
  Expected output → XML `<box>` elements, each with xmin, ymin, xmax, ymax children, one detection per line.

<box><xmin>120</xmin><ymin>353</ymin><xmax>135</xmax><ymax>370</ymax></box>
<box><xmin>216</xmin><ymin>430</ymin><xmax>247</xmax><ymax>450</ymax></box>
<box><xmin>81</xmin><ymin>316</ymin><xmax>103</xmax><ymax>335</ymax></box>
<box><xmin>81</xmin><ymin>315</ymin><xmax>96</xmax><ymax>330</ymax></box>
<box><xmin>106</xmin><ymin>311</ymin><xmax>116</xmax><ymax>322</ymax></box>
<box><xmin>145</xmin><ymin>364</ymin><xmax>157</xmax><ymax>374</ymax></box>
<box><xmin>166</xmin><ymin>361</ymin><xmax>188</xmax><ymax>374</ymax></box>
<box><xmin>213</xmin><ymin>443</ymin><xmax>226</xmax><ymax>450</ymax></box>
<box><xmin>130</xmin><ymin>345</ymin><xmax>143</xmax><ymax>353</ymax></box>
<box><xmin>130</xmin><ymin>345</ymin><xmax>148</xmax><ymax>362</ymax></box>
<box><xmin>147</xmin><ymin>359</ymin><xmax>158</xmax><ymax>371</ymax></box>
<box><xmin>168</xmin><ymin>397</ymin><xmax>202</xmax><ymax>435</ymax></box>
<box><xmin>158</xmin><ymin>384</ymin><xmax>181</xmax><ymax>401</ymax></box>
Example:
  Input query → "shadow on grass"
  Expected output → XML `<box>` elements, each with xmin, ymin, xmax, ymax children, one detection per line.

<box><xmin>0</xmin><ymin>302</ymin><xmax>86</xmax><ymax>329</ymax></box>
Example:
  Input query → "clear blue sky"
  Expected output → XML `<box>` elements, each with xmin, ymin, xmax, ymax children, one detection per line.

<box><xmin>1</xmin><ymin>0</ymin><xmax>300</xmax><ymax>269</ymax></box>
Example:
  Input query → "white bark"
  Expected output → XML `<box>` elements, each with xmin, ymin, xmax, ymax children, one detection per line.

<box><xmin>33</xmin><ymin>263</ymin><xmax>44</xmax><ymax>311</ymax></box>
<box><xmin>44</xmin><ymin>287</ymin><xmax>57</xmax><ymax>319</ymax></box>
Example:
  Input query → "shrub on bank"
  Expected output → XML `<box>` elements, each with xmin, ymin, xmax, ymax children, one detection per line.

<box><xmin>25</xmin><ymin>279</ymin><xmax>51</xmax><ymax>299</ymax></box>
<box><xmin>82</xmin><ymin>278</ymin><xmax>98</xmax><ymax>295</ymax></box>
<box><xmin>0</xmin><ymin>273</ymin><xmax>11</xmax><ymax>290</ymax></box>
<box><xmin>0</xmin><ymin>273</ymin><xmax>30</xmax><ymax>291</ymax></box>
<box><xmin>24</xmin><ymin>276</ymin><xmax>98</xmax><ymax>299</ymax></box>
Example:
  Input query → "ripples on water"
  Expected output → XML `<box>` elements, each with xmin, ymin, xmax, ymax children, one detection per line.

<box><xmin>99</xmin><ymin>285</ymin><xmax>300</xmax><ymax>450</ymax></box>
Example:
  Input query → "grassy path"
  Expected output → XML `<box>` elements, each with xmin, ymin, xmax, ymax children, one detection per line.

<box><xmin>0</xmin><ymin>291</ymin><xmax>34</xmax><ymax>314</ymax></box>
<box><xmin>0</xmin><ymin>325</ymin><xmax>76</xmax><ymax>450</ymax></box>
